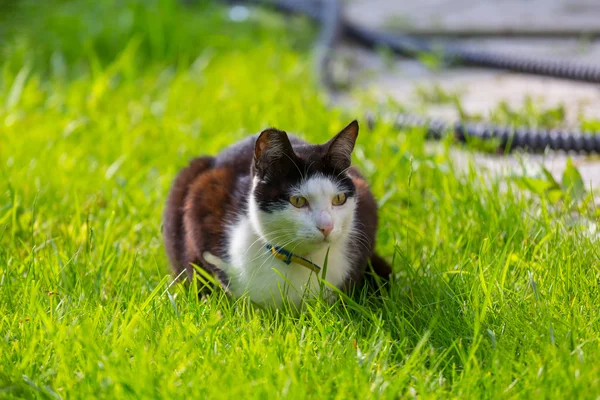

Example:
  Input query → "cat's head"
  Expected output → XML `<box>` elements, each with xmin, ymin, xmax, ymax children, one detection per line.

<box><xmin>248</xmin><ymin>120</ymin><xmax>359</xmax><ymax>255</ymax></box>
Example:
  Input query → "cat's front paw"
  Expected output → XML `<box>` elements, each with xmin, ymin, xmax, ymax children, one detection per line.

<box><xmin>203</xmin><ymin>251</ymin><xmax>225</xmax><ymax>269</ymax></box>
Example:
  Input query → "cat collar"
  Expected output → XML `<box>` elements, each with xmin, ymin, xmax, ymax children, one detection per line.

<box><xmin>265</xmin><ymin>244</ymin><xmax>321</xmax><ymax>273</ymax></box>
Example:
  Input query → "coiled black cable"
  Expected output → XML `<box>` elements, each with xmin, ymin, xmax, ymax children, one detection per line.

<box><xmin>443</xmin><ymin>47</ymin><xmax>600</xmax><ymax>83</ymax></box>
<box><xmin>229</xmin><ymin>0</ymin><xmax>600</xmax><ymax>153</ymax></box>
<box><xmin>388</xmin><ymin>114</ymin><xmax>600</xmax><ymax>153</ymax></box>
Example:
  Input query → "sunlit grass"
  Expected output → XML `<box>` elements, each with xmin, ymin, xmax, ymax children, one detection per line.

<box><xmin>1</xmin><ymin>1</ymin><xmax>599</xmax><ymax>398</ymax></box>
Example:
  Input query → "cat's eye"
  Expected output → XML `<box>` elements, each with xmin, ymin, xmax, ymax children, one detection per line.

<box><xmin>289</xmin><ymin>196</ymin><xmax>308</xmax><ymax>208</ymax></box>
<box><xmin>332</xmin><ymin>193</ymin><xmax>347</xmax><ymax>206</ymax></box>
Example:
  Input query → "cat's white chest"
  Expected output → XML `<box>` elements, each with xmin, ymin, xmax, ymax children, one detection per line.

<box><xmin>222</xmin><ymin>217</ymin><xmax>352</xmax><ymax>307</ymax></box>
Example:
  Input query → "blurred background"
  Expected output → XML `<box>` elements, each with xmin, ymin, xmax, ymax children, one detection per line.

<box><xmin>1</xmin><ymin>0</ymin><xmax>599</xmax><ymax>186</ymax></box>
<box><xmin>344</xmin><ymin>0</ymin><xmax>600</xmax><ymax>123</ymax></box>
<box><xmin>339</xmin><ymin>0</ymin><xmax>600</xmax><ymax>187</ymax></box>
<box><xmin>2</xmin><ymin>0</ymin><xmax>600</xmax><ymax>124</ymax></box>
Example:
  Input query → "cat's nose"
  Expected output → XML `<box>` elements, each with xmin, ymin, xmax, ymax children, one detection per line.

<box><xmin>318</xmin><ymin>226</ymin><xmax>333</xmax><ymax>238</ymax></box>
<box><xmin>317</xmin><ymin>211</ymin><xmax>333</xmax><ymax>238</ymax></box>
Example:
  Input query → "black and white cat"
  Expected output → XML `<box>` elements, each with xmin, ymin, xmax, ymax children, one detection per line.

<box><xmin>163</xmin><ymin>120</ymin><xmax>390</xmax><ymax>307</ymax></box>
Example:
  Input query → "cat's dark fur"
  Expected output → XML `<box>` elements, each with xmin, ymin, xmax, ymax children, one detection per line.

<box><xmin>163</xmin><ymin>120</ymin><xmax>390</xmax><ymax>304</ymax></box>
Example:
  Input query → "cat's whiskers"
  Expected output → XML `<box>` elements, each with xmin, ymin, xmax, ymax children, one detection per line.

<box><xmin>349</xmin><ymin>222</ymin><xmax>372</xmax><ymax>245</ymax></box>
<box><xmin>301</xmin><ymin>160</ymin><xmax>316</xmax><ymax>187</ymax></box>
<box><xmin>246</xmin><ymin>232</ymin><xmax>298</xmax><ymax>264</ymax></box>
<box><xmin>283</xmin><ymin>152</ymin><xmax>305</xmax><ymax>184</ymax></box>
<box><xmin>349</xmin><ymin>228</ymin><xmax>373</xmax><ymax>255</ymax></box>
<box><xmin>336</xmin><ymin>165</ymin><xmax>353</xmax><ymax>179</ymax></box>
<box><xmin>246</xmin><ymin>238</ymin><xmax>295</xmax><ymax>264</ymax></box>
<box><xmin>243</xmin><ymin>228</ymin><xmax>296</xmax><ymax>256</ymax></box>
<box><xmin>251</xmin><ymin>237</ymin><xmax>298</xmax><ymax>274</ymax></box>
<box><xmin>287</xmin><ymin>237</ymin><xmax>314</xmax><ymax>258</ymax></box>
<box><xmin>243</xmin><ymin>242</ymin><xmax>294</xmax><ymax>293</ymax></box>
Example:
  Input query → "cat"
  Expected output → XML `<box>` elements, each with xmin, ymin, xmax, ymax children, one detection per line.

<box><xmin>162</xmin><ymin>120</ymin><xmax>391</xmax><ymax>308</ymax></box>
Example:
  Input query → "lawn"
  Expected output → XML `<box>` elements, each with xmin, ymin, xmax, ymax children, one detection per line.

<box><xmin>1</xmin><ymin>1</ymin><xmax>599</xmax><ymax>398</ymax></box>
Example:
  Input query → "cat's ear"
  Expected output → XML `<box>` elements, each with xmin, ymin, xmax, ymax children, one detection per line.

<box><xmin>253</xmin><ymin>128</ymin><xmax>295</xmax><ymax>176</ymax></box>
<box><xmin>326</xmin><ymin>120</ymin><xmax>359</xmax><ymax>170</ymax></box>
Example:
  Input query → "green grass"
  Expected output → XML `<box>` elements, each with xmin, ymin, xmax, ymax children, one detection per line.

<box><xmin>2</xmin><ymin>1</ymin><xmax>600</xmax><ymax>398</ymax></box>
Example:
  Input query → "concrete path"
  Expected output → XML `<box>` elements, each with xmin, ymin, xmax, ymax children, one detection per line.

<box><xmin>347</xmin><ymin>0</ymin><xmax>600</xmax><ymax>36</ymax></box>
<box><xmin>340</xmin><ymin>0</ymin><xmax>600</xmax><ymax>189</ymax></box>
